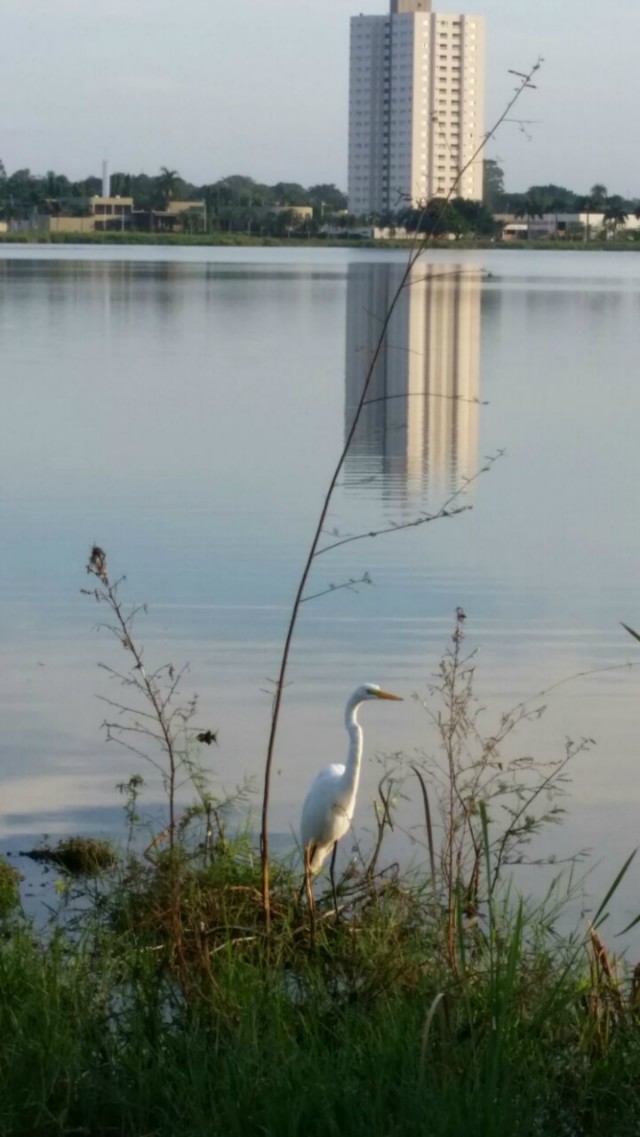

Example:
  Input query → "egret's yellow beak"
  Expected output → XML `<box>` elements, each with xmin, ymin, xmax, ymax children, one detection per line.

<box><xmin>374</xmin><ymin>689</ymin><xmax>403</xmax><ymax>701</ymax></box>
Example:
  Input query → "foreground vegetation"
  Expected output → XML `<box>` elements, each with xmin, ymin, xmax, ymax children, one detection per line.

<box><xmin>2</xmin><ymin>823</ymin><xmax>640</xmax><ymax>1136</ymax></box>
<box><xmin>1</xmin><ymin>559</ymin><xmax>639</xmax><ymax>1137</ymax></box>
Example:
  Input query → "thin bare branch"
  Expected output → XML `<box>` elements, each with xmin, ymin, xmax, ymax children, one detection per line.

<box><xmin>96</xmin><ymin>695</ymin><xmax>158</xmax><ymax>722</ymax></box>
<box><xmin>316</xmin><ymin>505</ymin><xmax>471</xmax><ymax>557</ymax></box>
<box><xmin>301</xmin><ymin>572</ymin><xmax>373</xmax><ymax>605</ymax></box>
<box><xmin>361</xmin><ymin>391</ymin><xmax>487</xmax><ymax>409</ymax></box>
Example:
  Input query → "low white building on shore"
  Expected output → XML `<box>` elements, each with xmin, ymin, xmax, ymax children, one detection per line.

<box><xmin>497</xmin><ymin>212</ymin><xmax>640</xmax><ymax>240</ymax></box>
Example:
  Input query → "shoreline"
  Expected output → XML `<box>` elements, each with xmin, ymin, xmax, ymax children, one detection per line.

<box><xmin>1</xmin><ymin>231</ymin><xmax>639</xmax><ymax>252</ymax></box>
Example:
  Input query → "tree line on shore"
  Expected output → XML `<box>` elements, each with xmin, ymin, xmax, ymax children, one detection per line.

<box><xmin>1</xmin><ymin>158</ymin><xmax>638</xmax><ymax>238</ymax></box>
<box><xmin>484</xmin><ymin>160</ymin><xmax>639</xmax><ymax>234</ymax></box>
<box><xmin>0</xmin><ymin>162</ymin><xmax>349</xmax><ymax>236</ymax></box>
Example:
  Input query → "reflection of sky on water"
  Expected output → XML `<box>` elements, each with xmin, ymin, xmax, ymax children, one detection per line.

<box><xmin>2</xmin><ymin>247</ymin><xmax>640</xmax><ymax>932</ymax></box>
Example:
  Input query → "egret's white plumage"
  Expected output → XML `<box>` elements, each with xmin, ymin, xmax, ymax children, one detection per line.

<box><xmin>300</xmin><ymin>684</ymin><xmax>402</xmax><ymax>874</ymax></box>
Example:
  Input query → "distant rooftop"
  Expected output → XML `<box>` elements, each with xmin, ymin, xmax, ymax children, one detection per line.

<box><xmin>391</xmin><ymin>0</ymin><xmax>431</xmax><ymax>12</ymax></box>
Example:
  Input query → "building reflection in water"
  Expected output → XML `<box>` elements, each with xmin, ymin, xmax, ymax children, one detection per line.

<box><xmin>344</xmin><ymin>262</ymin><xmax>482</xmax><ymax>501</ymax></box>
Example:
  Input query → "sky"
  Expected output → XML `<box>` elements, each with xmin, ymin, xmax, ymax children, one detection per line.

<box><xmin>2</xmin><ymin>0</ymin><xmax>639</xmax><ymax>196</ymax></box>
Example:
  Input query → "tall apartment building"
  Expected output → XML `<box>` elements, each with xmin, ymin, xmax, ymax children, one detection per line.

<box><xmin>348</xmin><ymin>0</ymin><xmax>485</xmax><ymax>216</ymax></box>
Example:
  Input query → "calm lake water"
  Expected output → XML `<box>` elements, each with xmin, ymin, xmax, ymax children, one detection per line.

<box><xmin>2</xmin><ymin>244</ymin><xmax>640</xmax><ymax>926</ymax></box>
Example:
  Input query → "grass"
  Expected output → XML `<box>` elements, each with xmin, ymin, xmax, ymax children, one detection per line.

<box><xmin>0</xmin><ymin>230</ymin><xmax>371</xmax><ymax>248</ymax></box>
<box><xmin>2</xmin><ymin>844</ymin><xmax>640</xmax><ymax>1137</ymax></box>
<box><xmin>2</xmin><ymin>229</ymin><xmax>640</xmax><ymax>251</ymax></box>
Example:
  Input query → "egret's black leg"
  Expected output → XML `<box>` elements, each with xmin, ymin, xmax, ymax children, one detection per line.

<box><xmin>299</xmin><ymin>843</ymin><xmax>316</xmax><ymax>904</ymax></box>
<box><xmin>304</xmin><ymin>846</ymin><xmax>316</xmax><ymax>941</ymax></box>
<box><xmin>330</xmin><ymin>842</ymin><xmax>339</xmax><ymax>917</ymax></box>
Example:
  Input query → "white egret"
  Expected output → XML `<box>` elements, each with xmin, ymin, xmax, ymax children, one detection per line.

<box><xmin>300</xmin><ymin>684</ymin><xmax>403</xmax><ymax>908</ymax></box>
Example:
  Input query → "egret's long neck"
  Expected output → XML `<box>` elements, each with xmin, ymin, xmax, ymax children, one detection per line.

<box><xmin>343</xmin><ymin>697</ymin><xmax>364</xmax><ymax>797</ymax></box>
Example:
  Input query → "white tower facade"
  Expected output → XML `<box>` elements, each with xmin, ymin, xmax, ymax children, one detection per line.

<box><xmin>348</xmin><ymin>0</ymin><xmax>485</xmax><ymax>216</ymax></box>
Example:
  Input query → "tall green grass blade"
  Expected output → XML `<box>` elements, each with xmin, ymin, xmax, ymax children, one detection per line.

<box><xmin>616</xmin><ymin>911</ymin><xmax>640</xmax><ymax>937</ymax></box>
<box><xmin>592</xmin><ymin>849</ymin><xmax>637</xmax><ymax>929</ymax></box>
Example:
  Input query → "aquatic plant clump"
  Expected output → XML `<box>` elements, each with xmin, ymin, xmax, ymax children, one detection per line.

<box><xmin>24</xmin><ymin>837</ymin><xmax>117</xmax><ymax>875</ymax></box>
<box><xmin>0</xmin><ymin>857</ymin><xmax>21</xmax><ymax>917</ymax></box>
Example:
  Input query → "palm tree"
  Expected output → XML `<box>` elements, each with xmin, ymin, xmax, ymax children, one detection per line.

<box><xmin>580</xmin><ymin>185</ymin><xmax>607</xmax><ymax>241</ymax></box>
<box><xmin>111</xmin><ymin>172</ymin><xmax>132</xmax><ymax>197</ymax></box>
<box><xmin>589</xmin><ymin>184</ymin><xmax>608</xmax><ymax>208</ymax></box>
<box><xmin>578</xmin><ymin>194</ymin><xmax>596</xmax><ymax>243</ymax></box>
<box><xmin>602</xmin><ymin>195</ymin><xmax>628</xmax><ymax>238</ymax></box>
<box><xmin>547</xmin><ymin>194</ymin><xmax>566</xmax><ymax>237</ymax></box>
<box><xmin>157</xmin><ymin>167</ymin><xmax>180</xmax><ymax>208</ymax></box>
<box><xmin>514</xmin><ymin>190</ymin><xmax>549</xmax><ymax>238</ymax></box>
